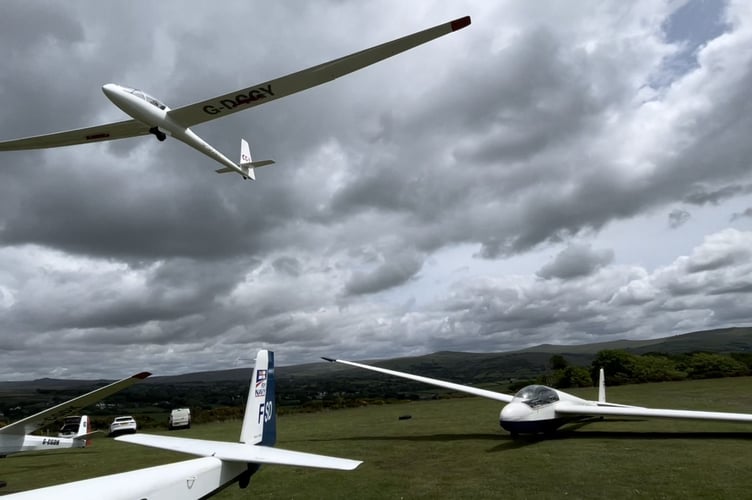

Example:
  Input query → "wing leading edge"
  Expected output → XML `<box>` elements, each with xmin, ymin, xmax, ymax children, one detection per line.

<box><xmin>0</xmin><ymin>371</ymin><xmax>151</xmax><ymax>436</ymax></box>
<box><xmin>323</xmin><ymin>357</ymin><xmax>514</xmax><ymax>404</ymax></box>
<box><xmin>167</xmin><ymin>16</ymin><xmax>472</xmax><ymax>127</ymax></box>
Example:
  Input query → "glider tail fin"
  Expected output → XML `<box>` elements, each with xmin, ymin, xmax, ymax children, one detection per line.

<box><xmin>239</xmin><ymin>139</ymin><xmax>275</xmax><ymax>180</ymax></box>
<box><xmin>240</xmin><ymin>349</ymin><xmax>276</xmax><ymax>446</ymax></box>
<box><xmin>72</xmin><ymin>416</ymin><xmax>95</xmax><ymax>447</ymax></box>
<box><xmin>598</xmin><ymin>368</ymin><xmax>606</xmax><ymax>403</ymax></box>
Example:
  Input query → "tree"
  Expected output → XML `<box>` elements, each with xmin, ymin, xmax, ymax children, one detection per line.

<box><xmin>549</xmin><ymin>354</ymin><xmax>569</xmax><ymax>371</ymax></box>
<box><xmin>591</xmin><ymin>350</ymin><xmax>639</xmax><ymax>385</ymax></box>
<box><xmin>682</xmin><ymin>353</ymin><xmax>748</xmax><ymax>379</ymax></box>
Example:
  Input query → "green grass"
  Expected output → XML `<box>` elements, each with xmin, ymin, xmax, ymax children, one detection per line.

<box><xmin>2</xmin><ymin>377</ymin><xmax>752</xmax><ymax>499</ymax></box>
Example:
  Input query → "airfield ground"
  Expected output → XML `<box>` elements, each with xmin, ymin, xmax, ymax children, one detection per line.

<box><xmin>2</xmin><ymin>376</ymin><xmax>751</xmax><ymax>499</ymax></box>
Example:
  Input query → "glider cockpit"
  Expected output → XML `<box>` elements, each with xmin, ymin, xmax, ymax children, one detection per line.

<box><xmin>124</xmin><ymin>87</ymin><xmax>167</xmax><ymax>110</ymax></box>
<box><xmin>512</xmin><ymin>385</ymin><xmax>560</xmax><ymax>408</ymax></box>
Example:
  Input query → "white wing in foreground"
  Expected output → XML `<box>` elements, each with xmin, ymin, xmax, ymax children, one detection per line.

<box><xmin>555</xmin><ymin>403</ymin><xmax>752</xmax><ymax>423</ymax></box>
<box><xmin>116</xmin><ymin>434</ymin><xmax>361</xmax><ymax>470</ymax></box>
<box><xmin>0</xmin><ymin>120</ymin><xmax>150</xmax><ymax>151</ymax></box>
<box><xmin>5</xmin><ymin>457</ymin><xmax>239</xmax><ymax>500</ymax></box>
<box><xmin>325</xmin><ymin>357</ymin><xmax>514</xmax><ymax>404</ymax></box>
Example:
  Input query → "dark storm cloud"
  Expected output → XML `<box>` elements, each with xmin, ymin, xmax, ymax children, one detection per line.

<box><xmin>730</xmin><ymin>208</ymin><xmax>752</xmax><ymax>221</ymax></box>
<box><xmin>536</xmin><ymin>244</ymin><xmax>614</xmax><ymax>280</ymax></box>
<box><xmin>683</xmin><ymin>184</ymin><xmax>752</xmax><ymax>205</ymax></box>
<box><xmin>345</xmin><ymin>251</ymin><xmax>423</xmax><ymax>296</ymax></box>
<box><xmin>668</xmin><ymin>208</ymin><xmax>691</xmax><ymax>228</ymax></box>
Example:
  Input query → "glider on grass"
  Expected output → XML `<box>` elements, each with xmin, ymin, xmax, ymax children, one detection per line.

<box><xmin>0</xmin><ymin>372</ymin><xmax>150</xmax><ymax>457</ymax></box>
<box><xmin>7</xmin><ymin>350</ymin><xmax>360</xmax><ymax>499</ymax></box>
<box><xmin>323</xmin><ymin>357</ymin><xmax>752</xmax><ymax>436</ymax></box>
<box><xmin>0</xmin><ymin>17</ymin><xmax>471</xmax><ymax>180</ymax></box>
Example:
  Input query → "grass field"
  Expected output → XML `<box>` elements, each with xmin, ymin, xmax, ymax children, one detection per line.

<box><xmin>2</xmin><ymin>377</ymin><xmax>751</xmax><ymax>499</ymax></box>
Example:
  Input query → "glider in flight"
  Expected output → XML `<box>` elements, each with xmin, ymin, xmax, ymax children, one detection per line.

<box><xmin>323</xmin><ymin>357</ymin><xmax>752</xmax><ymax>436</ymax></box>
<box><xmin>0</xmin><ymin>372</ymin><xmax>150</xmax><ymax>457</ymax></box>
<box><xmin>7</xmin><ymin>350</ymin><xmax>360</xmax><ymax>499</ymax></box>
<box><xmin>0</xmin><ymin>17</ymin><xmax>471</xmax><ymax>180</ymax></box>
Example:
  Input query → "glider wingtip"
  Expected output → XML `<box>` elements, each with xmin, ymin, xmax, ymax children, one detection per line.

<box><xmin>321</xmin><ymin>357</ymin><xmax>336</xmax><ymax>363</ymax></box>
<box><xmin>451</xmin><ymin>16</ymin><xmax>471</xmax><ymax>31</ymax></box>
<box><xmin>133</xmin><ymin>371</ymin><xmax>152</xmax><ymax>380</ymax></box>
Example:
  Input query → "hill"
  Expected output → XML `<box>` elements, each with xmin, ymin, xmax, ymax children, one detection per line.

<box><xmin>1</xmin><ymin>326</ymin><xmax>750</xmax><ymax>419</ymax></box>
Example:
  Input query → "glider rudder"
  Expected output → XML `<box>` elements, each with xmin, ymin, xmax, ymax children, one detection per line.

<box><xmin>240</xmin><ymin>349</ymin><xmax>277</xmax><ymax>446</ymax></box>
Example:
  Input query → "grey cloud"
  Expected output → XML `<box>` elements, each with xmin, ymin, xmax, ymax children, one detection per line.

<box><xmin>345</xmin><ymin>251</ymin><xmax>423</xmax><ymax>296</ymax></box>
<box><xmin>731</xmin><ymin>208</ymin><xmax>752</xmax><ymax>221</ymax></box>
<box><xmin>3</xmin><ymin>2</ymin><xmax>752</xmax><ymax>379</ymax></box>
<box><xmin>683</xmin><ymin>184</ymin><xmax>752</xmax><ymax>205</ymax></box>
<box><xmin>537</xmin><ymin>244</ymin><xmax>614</xmax><ymax>280</ymax></box>
<box><xmin>668</xmin><ymin>208</ymin><xmax>691</xmax><ymax>228</ymax></box>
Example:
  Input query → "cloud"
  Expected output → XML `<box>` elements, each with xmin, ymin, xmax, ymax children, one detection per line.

<box><xmin>537</xmin><ymin>244</ymin><xmax>614</xmax><ymax>280</ymax></box>
<box><xmin>730</xmin><ymin>207</ymin><xmax>752</xmax><ymax>221</ymax></box>
<box><xmin>2</xmin><ymin>1</ymin><xmax>752</xmax><ymax>379</ymax></box>
<box><xmin>345</xmin><ymin>250</ymin><xmax>424</xmax><ymax>296</ymax></box>
<box><xmin>668</xmin><ymin>208</ymin><xmax>691</xmax><ymax>228</ymax></box>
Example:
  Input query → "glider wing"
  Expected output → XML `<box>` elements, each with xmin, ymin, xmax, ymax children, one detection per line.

<box><xmin>168</xmin><ymin>16</ymin><xmax>471</xmax><ymax>127</ymax></box>
<box><xmin>555</xmin><ymin>403</ymin><xmax>752</xmax><ymax>423</ymax></box>
<box><xmin>0</xmin><ymin>119</ymin><xmax>151</xmax><ymax>151</ymax></box>
<box><xmin>0</xmin><ymin>372</ymin><xmax>150</xmax><ymax>436</ymax></box>
<box><xmin>117</xmin><ymin>434</ymin><xmax>361</xmax><ymax>470</ymax></box>
<box><xmin>324</xmin><ymin>357</ymin><xmax>514</xmax><ymax>404</ymax></box>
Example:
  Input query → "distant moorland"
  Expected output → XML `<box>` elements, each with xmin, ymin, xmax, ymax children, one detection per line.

<box><xmin>1</xmin><ymin>326</ymin><xmax>751</xmax><ymax>430</ymax></box>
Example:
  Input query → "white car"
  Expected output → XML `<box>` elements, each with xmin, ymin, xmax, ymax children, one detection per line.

<box><xmin>109</xmin><ymin>416</ymin><xmax>137</xmax><ymax>436</ymax></box>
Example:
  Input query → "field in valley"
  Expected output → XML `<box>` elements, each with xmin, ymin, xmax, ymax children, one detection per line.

<box><xmin>2</xmin><ymin>376</ymin><xmax>751</xmax><ymax>499</ymax></box>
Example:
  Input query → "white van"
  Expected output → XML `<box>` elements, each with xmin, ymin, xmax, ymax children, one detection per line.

<box><xmin>168</xmin><ymin>408</ymin><xmax>191</xmax><ymax>430</ymax></box>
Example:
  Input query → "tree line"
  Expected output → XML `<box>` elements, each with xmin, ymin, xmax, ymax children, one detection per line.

<box><xmin>539</xmin><ymin>350</ymin><xmax>752</xmax><ymax>389</ymax></box>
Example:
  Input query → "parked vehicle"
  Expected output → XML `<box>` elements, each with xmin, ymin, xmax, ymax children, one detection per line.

<box><xmin>108</xmin><ymin>416</ymin><xmax>137</xmax><ymax>436</ymax></box>
<box><xmin>168</xmin><ymin>408</ymin><xmax>191</xmax><ymax>430</ymax></box>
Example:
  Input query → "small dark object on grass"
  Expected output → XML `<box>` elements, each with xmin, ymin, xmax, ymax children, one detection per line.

<box><xmin>398</xmin><ymin>415</ymin><xmax>412</xmax><ymax>420</ymax></box>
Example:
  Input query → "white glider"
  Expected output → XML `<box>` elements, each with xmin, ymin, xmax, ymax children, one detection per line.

<box><xmin>7</xmin><ymin>350</ymin><xmax>360</xmax><ymax>499</ymax></box>
<box><xmin>323</xmin><ymin>357</ymin><xmax>752</xmax><ymax>436</ymax></box>
<box><xmin>0</xmin><ymin>17</ymin><xmax>471</xmax><ymax>180</ymax></box>
<box><xmin>0</xmin><ymin>372</ymin><xmax>150</xmax><ymax>457</ymax></box>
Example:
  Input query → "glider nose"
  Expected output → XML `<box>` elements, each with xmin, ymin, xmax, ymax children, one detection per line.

<box><xmin>501</xmin><ymin>402</ymin><xmax>532</xmax><ymax>422</ymax></box>
<box><xmin>102</xmin><ymin>83</ymin><xmax>119</xmax><ymax>99</ymax></box>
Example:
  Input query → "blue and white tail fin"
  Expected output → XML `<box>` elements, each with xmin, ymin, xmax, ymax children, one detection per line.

<box><xmin>240</xmin><ymin>349</ymin><xmax>276</xmax><ymax>446</ymax></box>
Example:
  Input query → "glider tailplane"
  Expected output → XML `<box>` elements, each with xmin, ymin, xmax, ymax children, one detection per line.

<box><xmin>215</xmin><ymin>140</ymin><xmax>275</xmax><ymax>179</ymax></box>
<box><xmin>598</xmin><ymin>368</ymin><xmax>606</xmax><ymax>403</ymax></box>
<box><xmin>240</xmin><ymin>349</ymin><xmax>276</xmax><ymax>446</ymax></box>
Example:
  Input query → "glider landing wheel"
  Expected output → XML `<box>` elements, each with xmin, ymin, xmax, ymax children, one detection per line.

<box><xmin>148</xmin><ymin>127</ymin><xmax>167</xmax><ymax>142</ymax></box>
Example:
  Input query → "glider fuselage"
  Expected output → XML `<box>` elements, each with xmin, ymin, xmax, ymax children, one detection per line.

<box><xmin>498</xmin><ymin>389</ymin><xmax>595</xmax><ymax>434</ymax></box>
<box><xmin>0</xmin><ymin>434</ymin><xmax>85</xmax><ymax>457</ymax></box>
<box><xmin>101</xmin><ymin>84</ymin><xmax>242</xmax><ymax>174</ymax></box>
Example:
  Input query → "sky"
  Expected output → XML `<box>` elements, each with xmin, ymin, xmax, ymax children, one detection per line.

<box><xmin>1</xmin><ymin>0</ymin><xmax>752</xmax><ymax>380</ymax></box>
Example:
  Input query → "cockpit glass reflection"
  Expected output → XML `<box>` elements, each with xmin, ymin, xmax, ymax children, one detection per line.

<box><xmin>511</xmin><ymin>385</ymin><xmax>559</xmax><ymax>408</ymax></box>
<box><xmin>127</xmin><ymin>88</ymin><xmax>167</xmax><ymax>110</ymax></box>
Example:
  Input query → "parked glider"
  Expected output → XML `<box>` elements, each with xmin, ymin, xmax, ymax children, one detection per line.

<box><xmin>0</xmin><ymin>17</ymin><xmax>471</xmax><ymax>180</ymax></box>
<box><xmin>7</xmin><ymin>350</ymin><xmax>360</xmax><ymax>499</ymax></box>
<box><xmin>323</xmin><ymin>358</ymin><xmax>752</xmax><ymax>435</ymax></box>
<box><xmin>0</xmin><ymin>372</ymin><xmax>150</xmax><ymax>457</ymax></box>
